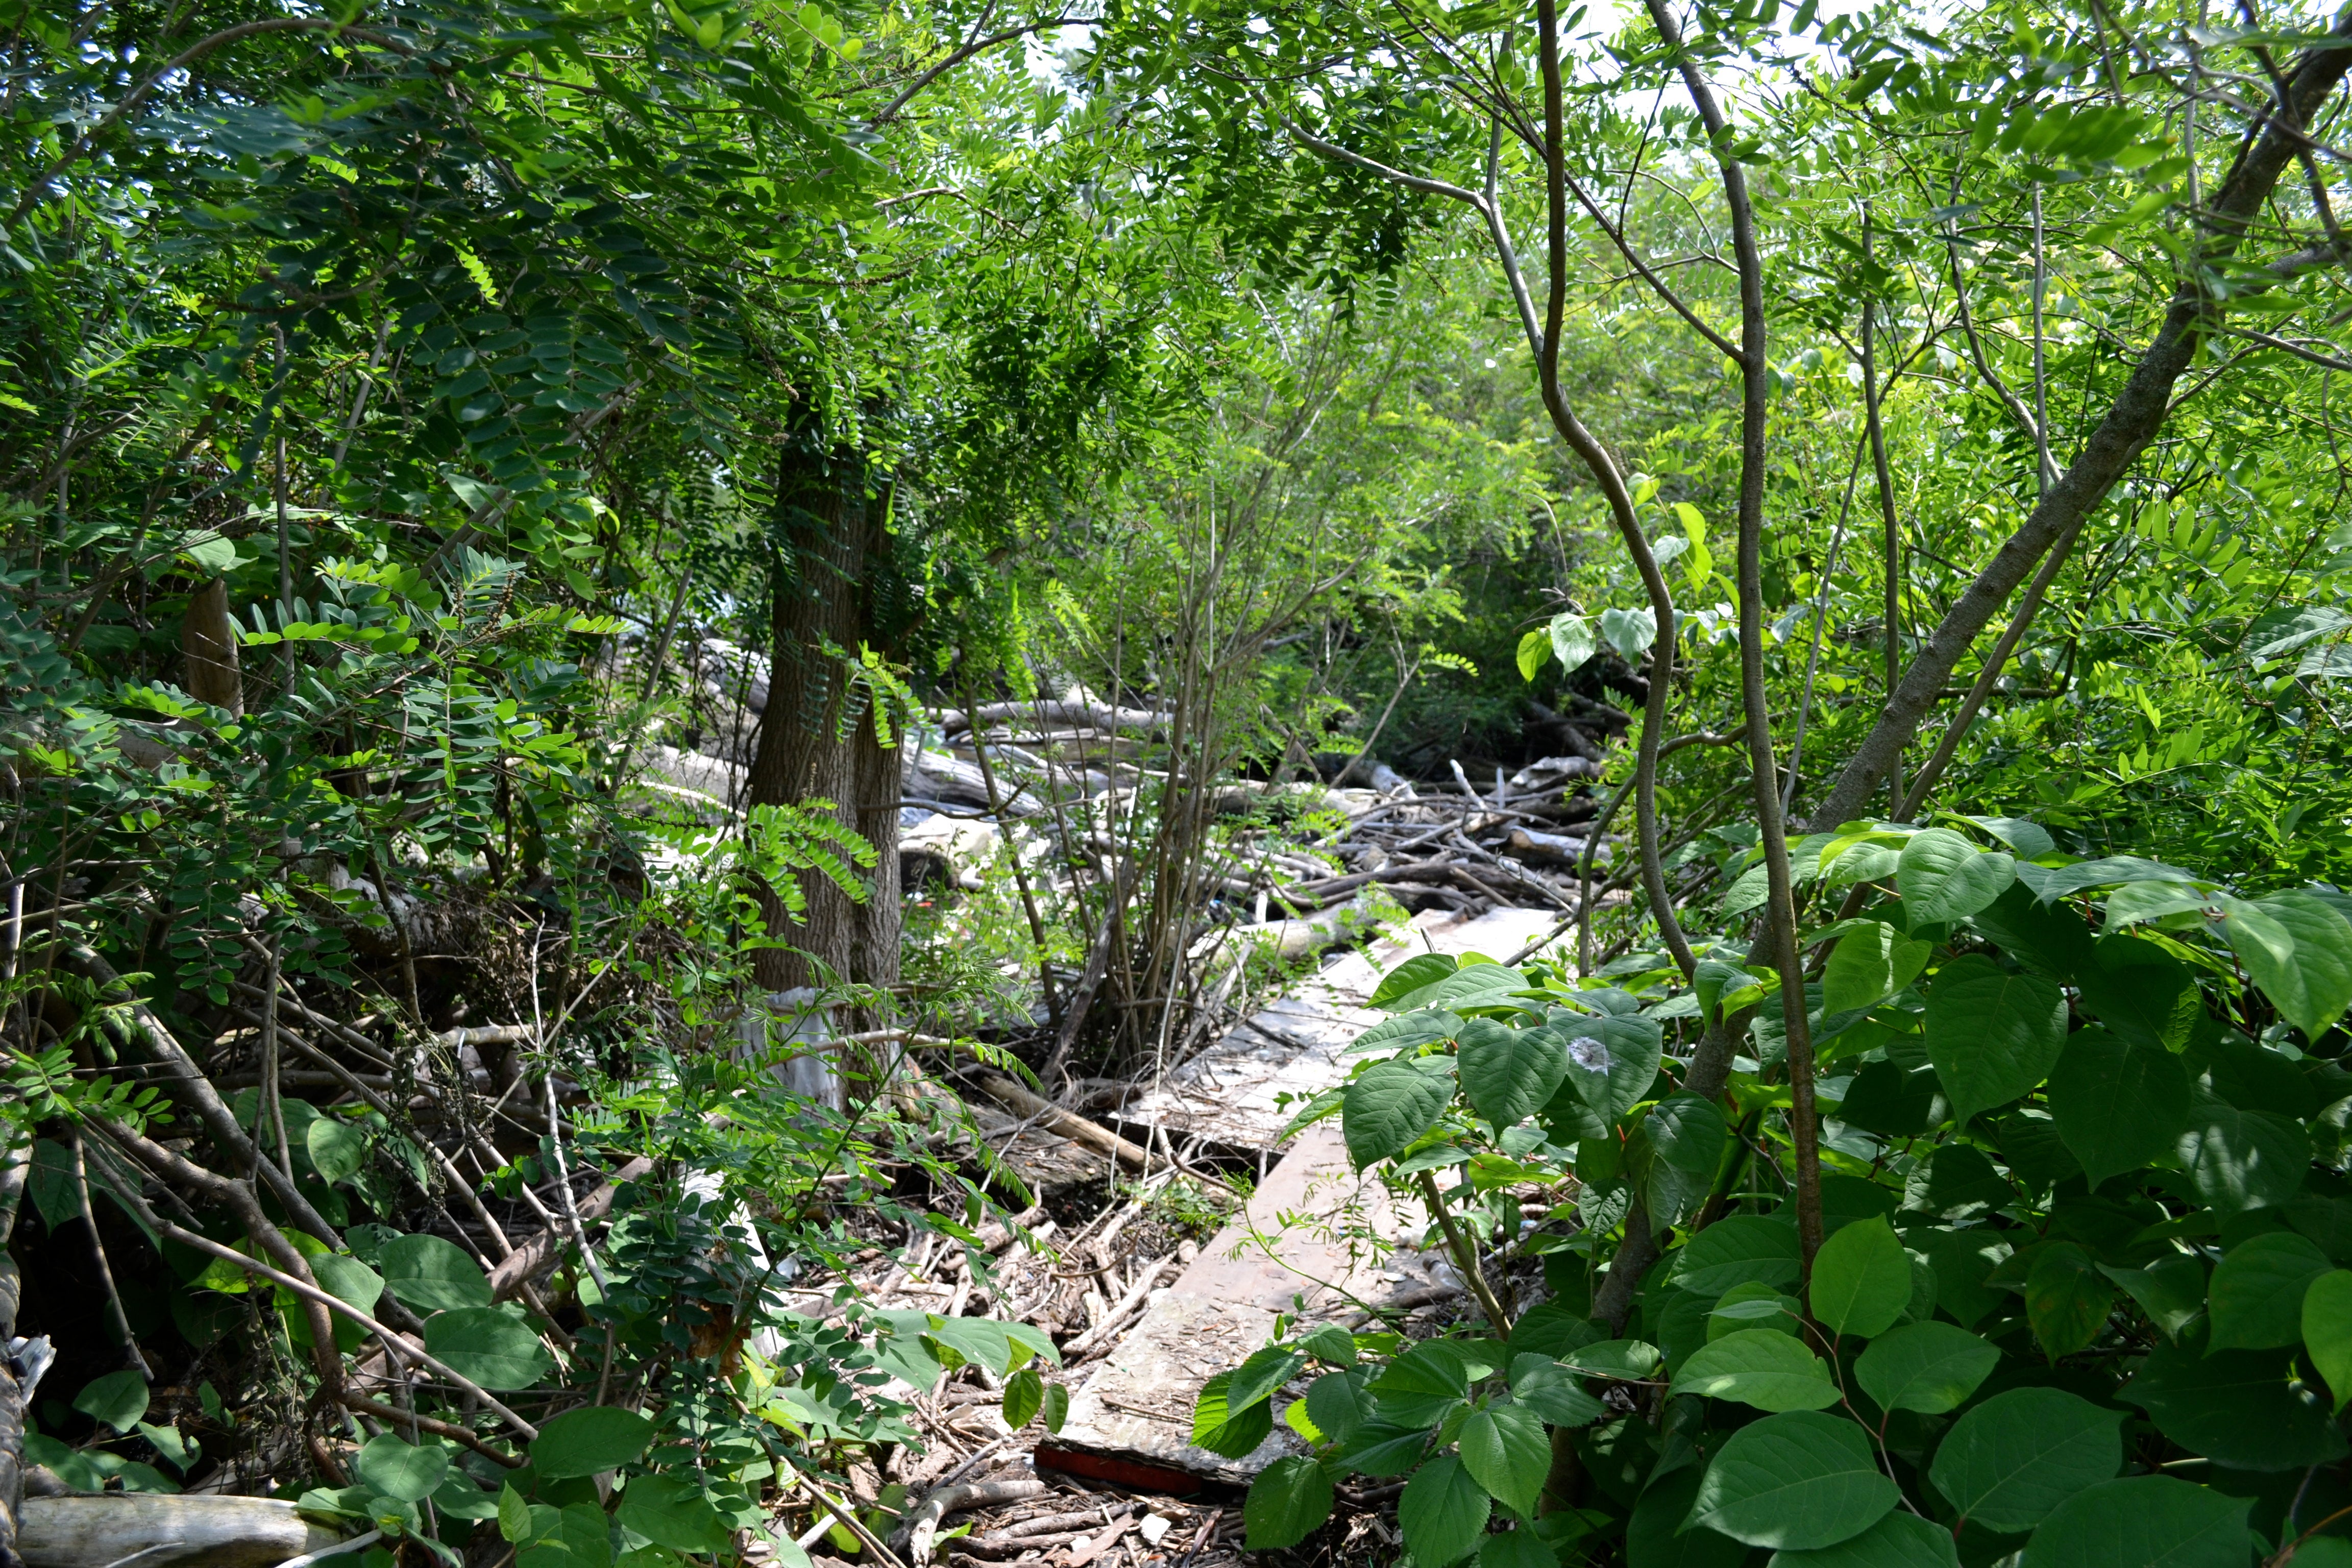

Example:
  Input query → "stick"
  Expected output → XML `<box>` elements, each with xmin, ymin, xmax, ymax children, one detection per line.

<box><xmin>1062</xmin><ymin>1252</ymin><xmax>1178</xmax><ymax>1359</ymax></box>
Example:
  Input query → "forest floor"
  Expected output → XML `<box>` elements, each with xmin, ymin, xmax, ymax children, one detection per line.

<box><xmin>778</xmin><ymin>905</ymin><xmax>1571</xmax><ymax>1568</ymax></box>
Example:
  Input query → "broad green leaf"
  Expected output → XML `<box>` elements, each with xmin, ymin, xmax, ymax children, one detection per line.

<box><xmin>354</xmin><ymin>1435</ymin><xmax>447</xmax><ymax>1503</ymax></box>
<box><xmin>1929</xmin><ymin>1386</ymin><xmax>2121</xmax><ymax>1531</ymax></box>
<box><xmin>1346</xmin><ymin>1011</ymin><xmax>1464</xmax><ymax>1059</ymax></box>
<box><xmin>498</xmin><ymin>1483</ymin><xmax>532</xmax><ymax>1544</ymax></box>
<box><xmin>614</xmin><ymin>1475</ymin><xmax>729</xmax><ymax>1554</ymax></box>
<box><xmin>307</xmin><ymin>1116</ymin><xmax>370</xmax><ymax>1184</ymax></box>
<box><xmin>2178</xmin><ymin>1098</ymin><xmax>2311</xmax><ymax>1215</ymax></box>
<box><xmin>2219</xmin><ymin>890</ymin><xmax>2352</xmax><ymax>1042</ymax></box>
<box><xmin>1369</xmin><ymin>1342</ymin><xmax>1474</xmax><ymax>1427</ymax></box>
<box><xmin>1628</xmin><ymin>1092</ymin><xmax>1728</xmax><ymax>1230</ymax></box>
<box><xmin>1227</xmin><ymin>1345</ymin><xmax>1311</xmax><ymax>1413</ymax></box>
<box><xmin>1342</xmin><ymin>1058</ymin><xmax>1454</xmax><ymax>1167</ymax></box>
<box><xmin>1707</xmin><ymin>1281</ymin><xmax>1800</xmax><ymax>1340</ymax></box>
<box><xmin>423</xmin><ymin>1306</ymin><xmax>551</xmax><ymax>1390</ymax></box>
<box><xmin>1924</xmin><ymin>956</ymin><xmax>2067</xmax><ymax>1125</ymax></box>
<box><xmin>1243</xmin><ymin>1455</ymin><xmax>1332</xmax><ymax>1550</ymax></box>
<box><xmin>1458</xmin><ymin>1403</ymin><xmax>1549</xmax><ymax>1517</ymax></box>
<box><xmin>2125</xmin><ymin>1343</ymin><xmax>2349</xmax><ymax>1472</ymax></box>
<box><xmin>1809</xmin><ymin>1216</ymin><xmax>1910</xmax><ymax>1339</ymax></box>
<box><xmin>1767</xmin><ymin>1510</ymin><xmax>1958</xmax><ymax>1567</ymax></box>
<box><xmin>2074</xmin><ymin>939</ymin><xmax>2199</xmax><ymax>1048</ymax></box>
<box><xmin>2208</xmin><ymin>1231</ymin><xmax>2332</xmax><ymax>1351</ymax></box>
<box><xmin>1671</xmin><ymin>1215</ymin><xmax>1802</xmax><ymax>1296</ymax></box>
<box><xmin>2304</xmin><ymin>1269</ymin><xmax>2352</xmax><ymax>1411</ymax></box>
<box><xmin>1685</xmin><ymin>1410</ymin><xmax>1897</xmax><ymax>1550</ymax></box>
<box><xmin>73</xmin><ymin>1371</ymin><xmax>150</xmax><ymax>1435</ymax></box>
<box><xmin>1555</xmin><ymin>1340</ymin><xmax>1662</xmax><ymax>1380</ymax></box>
<box><xmin>1478</xmin><ymin>1530</ymin><xmax>1554</xmax><ymax>1568</ymax></box>
<box><xmin>1370</xmin><ymin>953</ymin><xmax>1458</xmax><ymax>1010</ymax></box>
<box><xmin>2046</xmin><ymin>1026</ymin><xmax>2191</xmax><ymax>1187</ymax></box>
<box><xmin>1399</xmin><ymin>1453</ymin><xmax>1488</xmax><ymax>1565</ymax></box>
<box><xmin>1897</xmin><ymin>829</ymin><xmax>2015</xmax><ymax>924</ymax></box>
<box><xmin>1600</xmin><ymin>605</ymin><xmax>1656</xmax><ymax>663</ymax></box>
<box><xmin>1553</xmin><ymin>1013</ymin><xmax>1664</xmax><ymax>1122</ymax></box>
<box><xmin>1852</xmin><ymin>1321</ymin><xmax>1999</xmax><ymax>1414</ymax></box>
<box><xmin>925</xmin><ymin>1315</ymin><xmax>1059</xmax><ymax>1373</ymax></box>
<box><xmin>381</xmin><ymin>1233</ymin><xmax>494</xmax><ymax>1313</ymax></box>
<box><xmin>1304</xmin><ymin>1370</ymin><xmax>1368</xmax><ymax>1444</ymax></box>
<box><xmin>1549</xmin><ymin>612</ymin><xmax>1596</xmax><ymax>671</ymax></box>
<box><xmin>1042</xmin><ymin>1383</ymin><xmax>1070</xmax><ymax>1435</ymax></box>
<box><xmin>1821</xmin><ymin>922</ymin><xmax>1930</xmax><ymax>1018</ymax></box>
<box><xmin>1458</xmin><ymin>1018</ymin><xmax>1567</xmax><ymax>1128</ymax></box>
<box><xmin>2015</xmin><ymin>1476</ymin><xmax>2252</xmax><ymax>1568</ymax></box>
<box><xmin>1301</xmin><ymin>1324</ymin><xmax>1357</xmax><ymax>1366</ymax></box>
<box><xmin>1332</xmin><ymin>1420</ymin><xmax>1431</xmax><ymax>1478</ymax></box>
<box><xmin>1668</xmin><ymin>1330</ymin><xmax>1838</xmax><ymax>1412</ymax></box>
<box><xmin>1003</xmin><ymin>1367</ymin><xmax>1043</xmax><ymax>1429</ymax></box>
<box><xmin>531</xmin><ymin>1406</ymin><xmax>654</xmax><ymax>1478</ymax></box>
<box><xmin>1514</xmin><ymin>629</ymin><xmax>1548</xmax><ymax>682</ymax></box>
<box><xmin>2100</xmin><ymin>1254</ymin><xmax>2209</xmax><ymax>1340</ymax></box>
<box><xmin>1506</xmin><ymin>1356</ymin><xmax>1604</xmax><ymax>1427</ymax></box>
<box><xmin>1192</xmin><ymin>1370</ymin><xmax>1276</xmax><ymax>1458</ymax></box>
<box><xmin>1509</xmin><ymin>1304</ymin><xmax>1603</xmax><ymax>1359</ymax></box>
<box><xmin>2025</xmin><ymin>1241</ymin><xmax>2114</xmax><ymax>1360</ymax></box>
<box><xmin>1627</xmin><ymin>1466</ymin><xmax>1746</xmax><ymax>1567</ymax></box>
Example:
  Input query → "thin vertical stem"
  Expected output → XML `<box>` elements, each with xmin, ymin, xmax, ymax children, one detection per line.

<box><xmin>1859</xmin><ymin>205</ymin><xmax>1905</xmax><ymax>817</ymax></box>
<box><xmin>2031</xmin><ymin>184</ymin><xmax>2052</xmax><ymax>496</ymax></box>
<box><xmin>260</xmin><ymin>932</ymin><xmax>292</xmax><ymax>1184</ymax></box>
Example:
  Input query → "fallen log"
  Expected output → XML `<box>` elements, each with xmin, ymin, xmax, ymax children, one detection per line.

<box><xmin>20</xmin><ymin>1495</ymin><xmax>348</xmax><ymax>1568</ymax></box>
<box><xmin>965</xmin><ymin>1076</ymin><xmax>1238</xmax><ymax>1200</ymax></box>
<box><xmin>891</xmin><ymin>1477</ymin><xmax>1049</xmax><ymax>1558</ymax></box>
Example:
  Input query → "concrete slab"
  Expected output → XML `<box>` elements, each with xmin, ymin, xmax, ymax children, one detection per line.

<box><xmin>1118</xmin><ymin>906</ymin><xmax>1565</xmax><ymax>1152</ymax></box>
<box><xmin>1038</xmin><ymin>1120</ymin><xmax>1436</xmax><ymax>1488</ymax></box>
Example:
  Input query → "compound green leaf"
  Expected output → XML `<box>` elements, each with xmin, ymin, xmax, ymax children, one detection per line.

<box><xmin>1399</xmin><ymin>1453</ymin><xmax>1489</xmax><ymax>1565</ymax></box>
<box><xmin>1304</xmin><ymin>1370</ymin><xmax>1369</xmax><ymax>1444</ymax></box>
<box><xmin>1243</xmin><ymin>1455</ymin><xmax>1333</xmax><ymax>1550</ymax></box>
<box><xmin>1458</xmin><ymin>1403</ymin><xmax>1549</xmax><ymax>1517</ymax></box>
<box><xmin>1192</xmin><ymin>1370</ymin><xmax>1276</xmax><ymax>1458</ymax></box>
<box><xmin>1928</xmin><ymin>1386</ymin><xmax>2121</xmax><ymax>1532</ymax></box>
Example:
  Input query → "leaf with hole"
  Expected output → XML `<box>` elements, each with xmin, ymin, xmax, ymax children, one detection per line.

<box><xmin>1685</xmin><ymin>1410</ymin><xmax>1897</xmax><ymax>1550</ymax></box>
<box><xmin>1928</xmin><ymin>1386</ymin><xmax>2121</xmax><ymax>1532</ymax></box>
